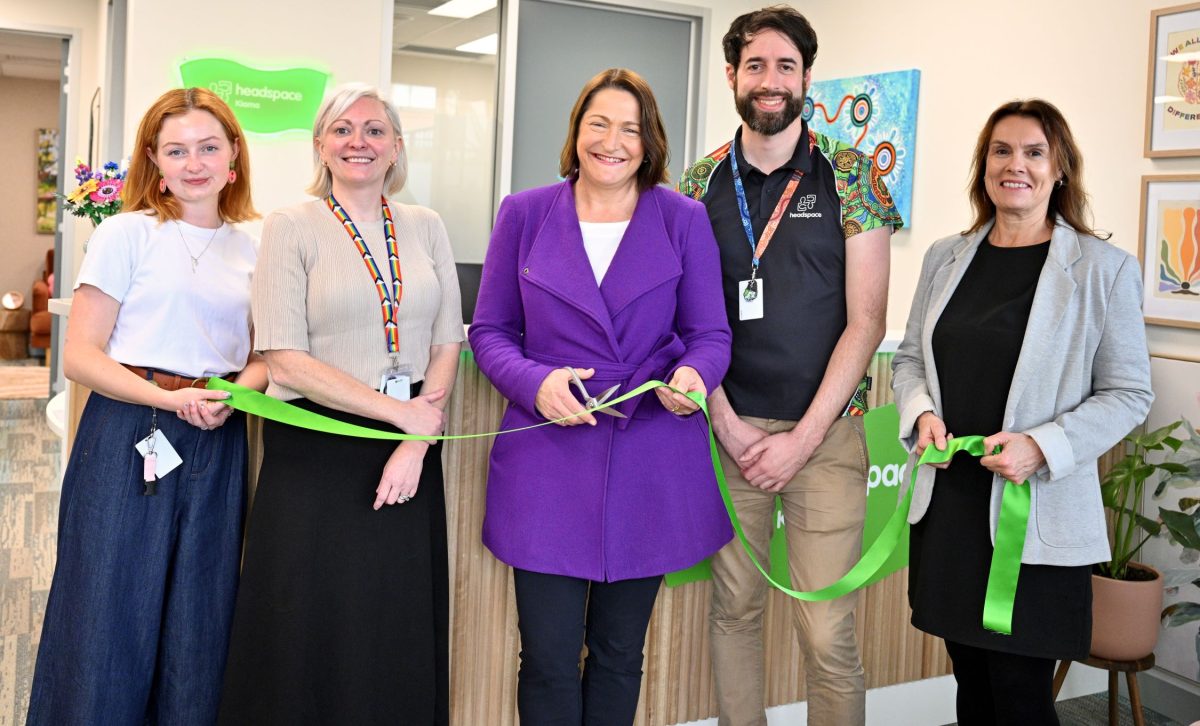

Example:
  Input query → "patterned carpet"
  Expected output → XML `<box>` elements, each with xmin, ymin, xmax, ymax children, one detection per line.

<box><xmin>945</xmin><ymin>693</ymin><xmax>1182</xmax><ymax>725</ymax></box>
<box><xmin>0</xmin><ymin>397</ymin><xmax>58</xmax><ymax>725</ymax></box>
<box><xmin>1055</xmin><ymin>693</ymin><xmax>1182</xmax><ymax>725</ymax></box>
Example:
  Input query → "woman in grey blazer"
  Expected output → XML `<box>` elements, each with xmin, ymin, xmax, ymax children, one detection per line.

<box><xmin>892</xmin><ymin>99</ymin><xmax>1153</xmax><ymax>725</ymax></box>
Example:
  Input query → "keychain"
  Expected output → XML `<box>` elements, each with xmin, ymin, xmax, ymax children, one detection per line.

<box><xmin>143</xmin><ymin>407</ymin><xmax>158</xmax><ymax>495</ymax></box>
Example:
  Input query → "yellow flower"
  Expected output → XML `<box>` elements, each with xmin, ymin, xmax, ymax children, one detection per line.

<box><xmin>67</xmin><ymin>179</ymin><xmax>97</xmax><ymax>203</ymax></box>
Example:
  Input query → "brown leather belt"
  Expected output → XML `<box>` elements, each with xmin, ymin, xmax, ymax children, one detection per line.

<box><xmin>122</xmin><ymin>364</ymin><xmax>235</xmax><ymax>392</ymax></box>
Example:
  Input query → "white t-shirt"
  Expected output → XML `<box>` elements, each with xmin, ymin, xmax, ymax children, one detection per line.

<box><xmin>74</xmin><ymin>211</ymin><xmax>258</xmax><ymax>378</ymax></box>
<box><xmin>579</xmin><ymin>220</ymin><xmax>629</xmax><ymax>285</ymax></box>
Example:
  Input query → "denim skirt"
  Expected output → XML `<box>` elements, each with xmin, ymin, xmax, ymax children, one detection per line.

<box><xmin>27</xmin><ymin>392</ymin><xmax>247</xmax><ymax>726</ymax></box>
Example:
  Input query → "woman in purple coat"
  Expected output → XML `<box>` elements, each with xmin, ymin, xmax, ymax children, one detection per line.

<box><xmin>469</xmin><ymin>68</ymin><xmax>733</xmax><ymax>724</ymax></box>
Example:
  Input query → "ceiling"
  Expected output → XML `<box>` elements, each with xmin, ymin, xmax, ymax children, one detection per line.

<box><xmin>393</xmin><ymin>1</ymin><xmax>499</xmax><ymax>59</ymax></box>
<box><xmin>0</xmin><ymin>30</ymin><xmax>61</xmax><ymax>81</ymax></box>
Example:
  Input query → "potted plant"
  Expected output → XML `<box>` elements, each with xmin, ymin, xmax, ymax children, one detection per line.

<box><xmin>1093</xmin><ymin>418</ymin><xmax>1199</xmax><ymax>660</ymax></box>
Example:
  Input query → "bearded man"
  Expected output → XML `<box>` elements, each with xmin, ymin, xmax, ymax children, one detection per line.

<box><xmin>679</xmin><ymin>7</ymin><xmax>903</xmax><ymax>725</ymax></box>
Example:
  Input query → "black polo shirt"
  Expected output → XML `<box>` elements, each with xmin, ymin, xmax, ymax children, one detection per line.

<box><xmin>700</xmin><ymin>123</ymin><xmax>852</xmax><ymax>420</ymax></box>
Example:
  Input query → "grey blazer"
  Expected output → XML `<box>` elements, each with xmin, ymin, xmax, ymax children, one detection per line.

<box><xmin>891</xmin><ymin>218</ymin><xmax>1154</xmax><ymax>566</ymax></box>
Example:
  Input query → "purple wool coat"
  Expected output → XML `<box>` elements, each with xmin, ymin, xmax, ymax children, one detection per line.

<box><xmin>469</xmin><ymin>181</ymin><xmax>734</xmax><ymax>582</ymax></box>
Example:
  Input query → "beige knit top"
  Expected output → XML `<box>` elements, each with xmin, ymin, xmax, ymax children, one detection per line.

<box><xmin>252</xmin><ymin>198</ymin><xmax>464</xmax><ymax>401</ymax></box>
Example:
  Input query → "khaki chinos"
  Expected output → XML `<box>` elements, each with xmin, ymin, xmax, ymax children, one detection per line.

<box><xmin>709</xmin><ymin>415</ymin><xmax>869</xmax><ymax>726</ymax></box>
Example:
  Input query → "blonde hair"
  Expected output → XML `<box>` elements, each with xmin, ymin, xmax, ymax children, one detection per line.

<box><xmin>307</xmin><ymin>83</ymin><xmax>407</xmax><ymax>198</ymax></box>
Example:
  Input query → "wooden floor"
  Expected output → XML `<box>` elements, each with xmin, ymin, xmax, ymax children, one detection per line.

<box><xmin>0</xmin><ymin>397</ymin><xmax>59</xmax><ymax>725</ymax></box>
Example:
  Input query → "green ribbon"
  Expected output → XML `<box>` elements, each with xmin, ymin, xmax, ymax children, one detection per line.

<box><xmin>206</xmin><ymin>378</ymin><xmax>1028</xmax><ymax>634</ymax></box>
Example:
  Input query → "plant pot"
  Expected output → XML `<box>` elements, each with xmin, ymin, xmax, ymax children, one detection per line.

<box><xmin>1091</xmin><ymin>562</ymin><xmax>1164</xmax><ymax>661</ymax></box>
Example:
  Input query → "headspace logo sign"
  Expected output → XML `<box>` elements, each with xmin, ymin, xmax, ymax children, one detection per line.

<box><xmin>179</xmin><ymin>59</ymin><xmax>329</xmax><ymax>134</ymax></box>
<box><xmin>868</xmin><ymin>462</ymin><xmax>906</xmax><ymax>489</ymax></box>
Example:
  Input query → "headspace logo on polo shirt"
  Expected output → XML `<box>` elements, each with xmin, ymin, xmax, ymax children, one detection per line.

<box><xmin>790</xmin><ymin>194</ymin><xmax>821</xmax><ymax>219</ymax></box>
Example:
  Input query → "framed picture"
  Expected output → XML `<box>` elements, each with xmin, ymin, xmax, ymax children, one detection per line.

<box><xmin>1138</xmin><ymin>174</ymin><xmax>1200</xmax><ymax>329</ymax></box>
<box><xmin>1146</xmin><ymin>2</ymin><xmax>1200</xmax><ymax>157</ymax></box>
<box><xmin>36</xmin><ymin>128</ymin><xmax>58</xmax><ymax>234</ymax></box>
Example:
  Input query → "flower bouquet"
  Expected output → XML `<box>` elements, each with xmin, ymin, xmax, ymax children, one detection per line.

<box><xmin>62</xmin><ymin>160</ymin><xmax>126</xmax><ymax>227</ymax></box>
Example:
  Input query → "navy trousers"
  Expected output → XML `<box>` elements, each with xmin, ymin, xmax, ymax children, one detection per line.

<box><xmin>27</xmin><ymin>393</ymin><xmax>246</xmax><ymax>726</ymax></box>
<box><xmin>513</xmin><ymin>568</ymin><xmax>662</xmax><ymax>726</ymax></box>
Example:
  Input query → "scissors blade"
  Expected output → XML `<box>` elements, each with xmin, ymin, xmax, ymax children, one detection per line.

<box><xmin>589</xmin><ymin>384</ymin><xmax>627</xmax><ymax>418</ymax></box>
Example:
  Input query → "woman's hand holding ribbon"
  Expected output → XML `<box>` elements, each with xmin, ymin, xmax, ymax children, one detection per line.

<box><xmin>981</xmin><ymin>431</ymin><xmax>1045</xmax><ymax>484</ymax></box>
<box><xmin>656</xmin><ymin>366</ymin><xmax>705</xmax><ymax>415</ymax></box>
<box><xmin>392</xmin><ymin>389</ymin><xmax>447</xmax><ymax>436</ymax></box>
<box><xmin>535</xmin><ymin>368</ymin><xmax>597</xmax><ymax>427</ymax></box>
<box><xmin>177</xmin><ymin>399</ymin><xmax>235</xmax><ymax>431</ymax></box>
<box><xmin>916</xmin><ymin>411</ymin><xmax>953</xmax><ymax>470</ymax></box>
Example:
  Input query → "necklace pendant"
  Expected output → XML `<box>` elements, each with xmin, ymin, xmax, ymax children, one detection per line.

<box><xmin>190</xmin><ymin>257</ymin><xmax>199</xmax><ymax>273</ymax></box>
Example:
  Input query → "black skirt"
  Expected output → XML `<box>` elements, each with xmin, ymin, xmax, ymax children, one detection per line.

<box><xmin>908</xmin><ymin>452</ymin><xmax>1093</xmax><ymax>661</ymax></box>
<box><xmin>218</xmin><ymin>399</ymin><xmax>448</xmax><ymax>725</ymax></box>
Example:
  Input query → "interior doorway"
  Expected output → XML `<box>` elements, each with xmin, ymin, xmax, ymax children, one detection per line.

<box><xmin>0</xmin><ymin>29</ymin><xmax>65</xmax><ymax>402</ymax></box>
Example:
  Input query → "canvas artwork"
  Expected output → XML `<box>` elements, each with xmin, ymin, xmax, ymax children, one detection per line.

<box><xmin>36</xmin><ymin>128</ymin><xmax>59</xmax><ymax>234</ymax></box>
<box><xmin>1140</xmin><ymin>355</ymin><xmax>1200</xmax><ymax>683</ymax></box>
<box><xmin>803</xmin><ymin>69</ymin><xmax>920</xmax><ymax>224</ymax></box>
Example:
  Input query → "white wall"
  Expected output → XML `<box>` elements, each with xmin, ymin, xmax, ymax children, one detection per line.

<box><xmin>121</xmin><ymin>0</ymin><xmax>393</xmax><ymax>240</ymax></box>
<box><xmin>0</xmin><ymin>77</ymin><xmax>59</xmax><ymax>301</ymax></box>
<box><xmin>796</xmin><ymin>0</ymin><xmax>1198</xmax><ymax>358</ymax></box>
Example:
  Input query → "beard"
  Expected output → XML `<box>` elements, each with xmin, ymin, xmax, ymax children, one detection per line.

<box><xmin>735</xmin><ymin>87</ymin><xmax>805</xmax><ymax>136</ymax></box>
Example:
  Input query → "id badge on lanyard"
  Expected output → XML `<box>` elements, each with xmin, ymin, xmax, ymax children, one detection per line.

<box><xmin>327</xmin><ymin>194</ymin><xmax>410</xmax><ymax>399</ymax></box>
<box><xmin>380</xmin><ymin>356</ymin><xmax>413</xmax><ymax>401</ymax></box>
<box><xmin>729</xmin><ymin>141</ymin><xmax>802</xmax><ymax>321</ymax></box>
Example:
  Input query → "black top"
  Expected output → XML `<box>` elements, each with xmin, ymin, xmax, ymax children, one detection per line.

<box><xmin>933</xmin><ymin>239</ymin><xmax>1049</xmax><ymax>436</ymax></box>
<box><xmin>909</xmin><ymin>237</ymin><xmax>1092</xmax><ymax>660</ymax></box>
<box><xmin>700</xmin><ymin>123</ymin><xmax>850</xmax><ymax>420</ymax></box>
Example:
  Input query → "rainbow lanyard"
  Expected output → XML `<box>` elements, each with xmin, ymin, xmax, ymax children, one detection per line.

<box><xmin>326</xmin><ymin>195</ymin><xmax>402</xmax><ymax>354</ymax></box>
<box><xmin>729</xmin><ymin>140</ymin><xmax>803</xmax><ymax>285</ymax></box>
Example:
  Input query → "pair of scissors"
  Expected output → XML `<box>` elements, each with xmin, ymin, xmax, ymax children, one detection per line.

<box><xmin>565</xmin><ymin>367</ymin><xmax>627</xmax><ymax>418</ymax></box>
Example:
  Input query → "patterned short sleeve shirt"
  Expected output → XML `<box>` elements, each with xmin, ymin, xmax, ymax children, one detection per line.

<box><xmin>679</xmin><ymin>122</ymin><xmax>902</xmax><ymax>420</ymax></box>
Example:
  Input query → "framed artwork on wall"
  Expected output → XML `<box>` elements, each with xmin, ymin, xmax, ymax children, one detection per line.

<box><xmin>36</xmin><ymin>128</ymin><xmax>58</xmax><ymax>234</ymax></box>
<box><xmin>1138</xmin><ymin>174</ymin><xmax>1200</xmax><ymax>329</ymax></box>
<box><xmin>1146</xmin><ymin>2</ymin><xmax>1200</xmax><ymax>157</ymax></box>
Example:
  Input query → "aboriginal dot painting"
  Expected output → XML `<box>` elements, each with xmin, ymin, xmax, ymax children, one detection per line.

<box><xmin>803</xmin><ymin>69</ymin><xmax>920</xmax><ymax>224</ymax></box>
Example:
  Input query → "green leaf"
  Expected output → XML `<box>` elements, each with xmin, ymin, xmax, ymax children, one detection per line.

<box><xmin>1164</xmin><ymin>437</ymin><xmax>1184</xmax><ymax>452</ymax></box>
<box><xmin>1158</xmin><ymin>462</ymin><xmax>1192</xmax><ymax>474</ymax></box>
<box><xmin>1137</xmin><ymin>420</ymin><xmax>1184</xmax><ymax>448</ymax></box>
<box><xmin>1162</xmin><ymin>602</ymin><xmax>1200</xmax><ymax>627</ymax></box>
<box><xmin>1161</xmin><ymin>507</ymin><xmax>1200</xmax><ymax>550</ymax></box>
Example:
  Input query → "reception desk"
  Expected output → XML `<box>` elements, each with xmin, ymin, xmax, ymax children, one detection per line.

<box><xmin>61</xmin><ymin>346</ymin><xmax>950</xmax><ymax>724</ymax></box>
<box><xmin>439</xmin><ymin>350</ymin><xmax>950</xmax><ymax>725</ymax></box>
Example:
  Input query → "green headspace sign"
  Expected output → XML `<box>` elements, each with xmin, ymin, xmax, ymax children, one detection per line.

<box><xmin>179</xmin><ymin>59</ymin><xmax>329</xmax><ymax>134</ymax></box>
